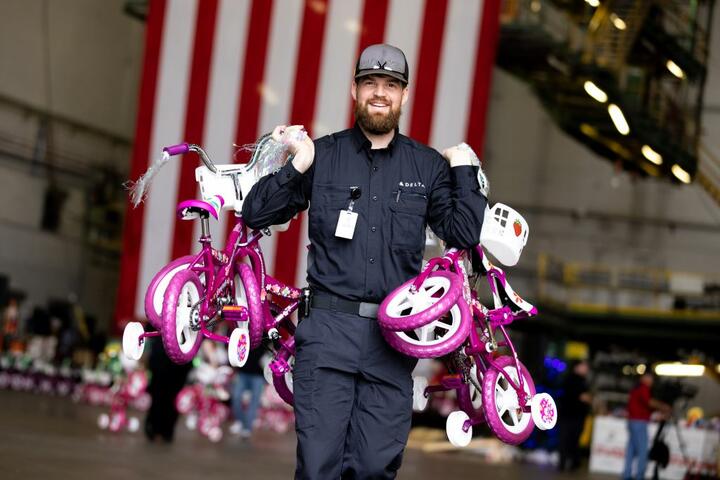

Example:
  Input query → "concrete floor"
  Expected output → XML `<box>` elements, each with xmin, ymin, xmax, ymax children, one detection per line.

<box><xmin>0</xmin><ymin>390</ymin><xmax>614</xmax><ymax>480</ymax></box>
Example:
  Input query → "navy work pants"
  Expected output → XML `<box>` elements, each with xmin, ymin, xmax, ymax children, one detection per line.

<box><xmin>293</xmin><ymin>307</ymin><xmax>417</xmax><ymax>480</ymax></box>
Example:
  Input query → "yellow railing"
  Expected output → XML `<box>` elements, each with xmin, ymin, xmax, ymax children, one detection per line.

<box><xmin>698</xmin><ymin>142</ymin><xmax>720</xmax><ymax>206</ymax></box>
<box><xmin>584</xmin><ymin>0</ymin><xmax>652</xmax><ymax>70</ymax></box>
<box><xmin>537</xmin><ymin>253</ymin><xmax>720</xmax><ymax>316</ymax></box>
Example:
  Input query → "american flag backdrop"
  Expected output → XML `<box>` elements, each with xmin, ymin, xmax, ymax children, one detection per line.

<box><xmin>114</xmin><ymin>0</ymin><xmax>501</xmax><ymax>329</ymax></box>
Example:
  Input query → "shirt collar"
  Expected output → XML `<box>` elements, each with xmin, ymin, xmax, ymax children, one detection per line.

<box><xmin>351</xmin><ymin>122</ymin><xmax>399</xmax><ymax>154</ymax></box>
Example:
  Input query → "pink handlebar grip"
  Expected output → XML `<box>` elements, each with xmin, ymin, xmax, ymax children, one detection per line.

<box><xmin>163</xmin><ymin>143</ymin><xmax>190</xmax><ymax>155</ymax></box>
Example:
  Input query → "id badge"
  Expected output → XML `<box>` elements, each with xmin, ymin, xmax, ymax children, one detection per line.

<box><xmin>335</xmin><ymin>210</ymin><xmax>358</xmax><ymax>239</ymax></box>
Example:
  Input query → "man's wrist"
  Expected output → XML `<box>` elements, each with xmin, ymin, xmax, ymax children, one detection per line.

<box><xmin>291</xmin><ymin>148</ymin><xmax>313</xmax><ymax>174</ymax></box>
<box><xmin>449</xmin><ymin>159</ymin><xmax>472</xmax><ymax>168</ymax></box>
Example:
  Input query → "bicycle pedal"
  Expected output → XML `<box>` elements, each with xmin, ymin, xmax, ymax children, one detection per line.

<box><xmin>222</xmin><ymin>305</ymin><xmax>248</xmax><ymax>322</ymax></box>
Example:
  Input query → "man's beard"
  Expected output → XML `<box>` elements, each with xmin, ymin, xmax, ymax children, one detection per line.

<box><xmin>354</xmin><ymin>99</ymin><xmax>401</xmax><ymax>135</ymax></box>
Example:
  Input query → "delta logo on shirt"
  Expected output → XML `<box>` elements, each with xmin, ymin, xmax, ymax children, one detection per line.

<box><xmin>398</xmin><ymin>181</ymin><xmax>426</xmax><ymax>189</ymax></box>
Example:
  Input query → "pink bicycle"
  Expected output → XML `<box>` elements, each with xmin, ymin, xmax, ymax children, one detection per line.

<box><xmin>122</xmin><ymin>137</ymin><xmax>301</xmax><ymax>405</ymax></box>
<box><xmin>378</xmin><ymin>203</ymin><xmax>557</xmax><ymax>446</ymax></box>
<box><xmin>97</xmin><ymin>370</ymin><xmax>150</xmax><ymax>433</ymax></box>
<box><xmin>175</xmin><ymin>364</ymin><xmax>233</xmax><ymax>442</ymax></box>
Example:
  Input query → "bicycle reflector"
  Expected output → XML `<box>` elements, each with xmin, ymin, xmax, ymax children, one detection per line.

<box><xmin>480</xmin><ymin>203</ymin><xmax>529</xmax><ymax>266</ymax></box>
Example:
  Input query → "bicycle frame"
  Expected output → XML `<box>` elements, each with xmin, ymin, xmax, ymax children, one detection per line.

<box><xmin>182</xmin><ymin>214</ymin><xmax>302</xmax><ymax>344</ymax></box>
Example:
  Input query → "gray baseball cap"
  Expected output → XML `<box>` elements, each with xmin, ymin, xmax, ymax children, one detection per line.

<box><xmin>354</xmin><ymin>44</ymin><xmax>409</xmax><ymax>85</ymax></box>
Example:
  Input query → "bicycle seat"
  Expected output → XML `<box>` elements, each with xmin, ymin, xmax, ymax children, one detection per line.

<box><xmin>176</xmin><ymin>197</ymin><xmax>224</xmax><ymax>221</ymax></box>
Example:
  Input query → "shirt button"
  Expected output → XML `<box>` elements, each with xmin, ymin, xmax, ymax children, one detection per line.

<box><xmin>369</xmin><ymin>257</ymin><xmax>375</xmax><ymax>264</ymax></box>
<box><xmin>372</xmin><ymin>195</ymin><xmax>378</xmax><ymax>201</ymax></box>
<box><xmin>371</xmin><ymin>226</ymin><xmax>377</xmax><ymax>232</ymax></box>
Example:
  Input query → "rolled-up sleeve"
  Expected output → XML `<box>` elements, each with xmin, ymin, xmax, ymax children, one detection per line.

<box><xmin>241</xmin><ymin>159</ymin><xmax>314</xmax><ymax>230</ymax></box>
<box><xmin>427</xmin><ymin>160</ymin><xmax>486</xmax><ymax>248</ymax></box>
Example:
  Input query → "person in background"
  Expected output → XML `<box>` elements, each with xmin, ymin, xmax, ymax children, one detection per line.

<box><xmin>1</xmin><ymin>298</ymin><xmax>20</xmax><ymax>352</ymax></box>
<box><xmin>144</xmin><ymin>333</ymin><xmax>192</xmax><ymax>443</ymax></box>
<box><xmin>622</xmin><ymin>373</ymin><xmax>672</xmax><ymax>480</ymax></box>
<box><xmin>557</xmin><ymin>359</ymin><xmax>592</xmax><ymax>472</ymax></box>
<box><xmin>229</xmin><ymin>347</ymin><xmax>266</xmax><ymax>438</ymax></box>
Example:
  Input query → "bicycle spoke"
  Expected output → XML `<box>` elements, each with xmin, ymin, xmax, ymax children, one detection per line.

<box><xmin>509</xmin><ymin>407</ymin><xmax>520</xmax><ymax>425</ymax></box>
<box><xmin>495</xmin><ymin>391</ymin><xmax>508</xmax><ymax>415</ymax></box>
<box><xmin>418</xmin><ymin>324</ymin><xmax>435</xmax><ymax>342</ymax></box>
<box><xmin>433</xmin><ymin>321</ymin><xmax>451</xmax><ymax>332</ymax></box>
<box><xmin>424</xmin><ymin>283</ymin><xmax>443</xmax><ymax>297</ymax></box>
<box><xmin>176</xmin><ymin>318</ymin><xmax>185</xmax><ymax>343</ymax></box>
<box><xmin>395</xmin><ymin>299</ymin><xmax>412</xmax><ymax>312</ymax></box>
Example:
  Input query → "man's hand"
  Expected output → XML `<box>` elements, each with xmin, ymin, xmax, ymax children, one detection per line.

<box><xmin>442</xmin><ymin>142</ymin><xmax>489</xmax><ymax>196</ymax></box>
<box><xmin>272</xmin><ymin>124</ymin><xmax>315</xmax><ymax>174</ymax></box>
<box><xmin>442</xmin><ymin>143</ymin><xmax>478</xmax><ymax>168</ymax></box>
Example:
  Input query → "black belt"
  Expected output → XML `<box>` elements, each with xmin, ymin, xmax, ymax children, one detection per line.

<box><xmin>310</xmin><ymin>293</ymin><xmax>379</xmax><ymax>319</ymax></box>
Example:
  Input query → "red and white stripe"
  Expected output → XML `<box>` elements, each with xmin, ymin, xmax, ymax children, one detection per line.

<box><xmin>115</xmin><ymin>0</ymin><xmax>501</xmax><ymax>329</ymax></box>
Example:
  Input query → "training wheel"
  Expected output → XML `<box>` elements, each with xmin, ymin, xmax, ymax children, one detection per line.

<box><xmin>228</xmin><ymin>327</ymin><xmax>249</xmax><ymax>368</ymax></box>
<box><xmin>98</xmin><ymin>413</ymin><xmax>109</xmax><ymax>430</ymax></box>
<box><xmin>531</xmin><ymin>393</ymin><xmax>557</xmax><ymax>430</ymax></box>
<box><xmin>216</xmin><ymin>387</ymin><xmax>230</xmax><ymax>402</ymax></box>
<box><xmin>127</xmin><ymin>417</ymin><xmax>140</xmax><ymax>432</ymax></box>
<box><xmin>186</xmin><ymin>413</ymin><xmax>198</xmax><ymax>430</ymax></box>
<box><xmin>446</xmin><ymin>410</ymin><xmax>472</xmax><ymax>447</ymax></box>
<box><xmin>412</xmin><ymin>376</ymin><xmax>429</xmax><ymax>412</ymax></box>
<box><xmin>228</xmin><ymin>328</ymin><xmax>249</xmax><ymax>367</ymax></box>
<box><xmin>122</xmin><ymin>322</ymin><xmax>146</xmax><ymax>360</ymax></box>
<box><xmin>208</xmin><ymin>426</ymin><xmax>223</xmax><ymax>442</ymax></box>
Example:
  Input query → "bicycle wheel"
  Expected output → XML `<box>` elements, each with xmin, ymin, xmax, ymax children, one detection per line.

<box><xmin>160</xmin><ymin>270</ymin><xmax>204</xmax><ymax>364</ymax></box>
<box><xmin>144</xmin><ymin>255</ymin><xmax>197</xmax><ymax>328</ymax></box>
<box><xmin>175</xmin><ymin>386</ymin><xmax>198</xmax><ymax>415</ymax></box>
<box><xmin>481</xmin><ymin>355</ymin><xmax>535</xmax><ymax>445</ymax></box>
<box><xmin>378</xmin><ymin>271</ymin><xmax>462</xmax><ymax>331</ymax></box>
<box><xmin>235</xmin><ymin>263</ymin><xmax>264</xmax><ymax>349</ymax></box>
<box><xmin>381</xmin><ymin>300</ymin><xmax>471</xmax><ymax>358</ymax></box>
<box><xmin>270</xmin><ymin>337</ymin><xmax>295</xmax><ymax>406</ymax></box>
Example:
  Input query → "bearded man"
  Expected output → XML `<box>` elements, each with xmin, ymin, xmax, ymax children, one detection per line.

<box><xmin>243</xmin><ymin>44</ymin><xmax>487</xmax><ymax>479</ymax></box>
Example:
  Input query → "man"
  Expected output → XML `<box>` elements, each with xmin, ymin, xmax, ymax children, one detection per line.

<box><xmin>557</xmin><ymin>359</ymin><xmax>592</xmax><ymax>472</ymax></box>
<box><xmin>242</xmin><ymin>44</ymin><xmax>486</xmax><ymax>479</ymax></box>
<box><xmin>623</xmin><ymin>373</ymin><xmax>671</xmax><ymax>480</ymax></box>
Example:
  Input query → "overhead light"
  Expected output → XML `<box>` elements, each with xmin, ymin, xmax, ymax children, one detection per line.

<box><xmin>641</xmin><ymin>145</ymin><xmax>663</xmax><ymax>165</ymax></box>
<box><xmin>344</xmin><ymin>19</ymin><xmax>361</xmax><ymax>34</ymax></box>
<box><xmin>585</xmin><ymin>0</ymin><xmax>600</xmax><ymax>6</ymax></box>
<box><xmin>607</xmin><ymin>140</ymin><xmax>632</xmax><ymax>159</ymax></box>
<box><xmin>531</xmin><ymin>0</ymin><xmax>541</xmax><ymax>12</ymax></box>
<box><xmin>610</xmin><ymin>13</ymin><xmax>627</xmax><ymax>30</ymax></box>
<box><xmin>671</xmin><ymin>164</ymin><xmax>692</xmax><ymax>184</ymax></box>
<box><xmin>608</xmin><ymin>104</ymin><xmax>630</xmax><ymax>135</ymax></box>
<box><xmin>580</xmin><ymin>123</ymin><xmax>599</xmax><ymax>138</ymax></box>
<box><xmin>667</xmin><ymin>60</ymin><xmax>685</xmax><ymax>79</ymax></box>
<box><xmin>584</xmin><ymin>81</ymin><xmax>608</xmax><ymax>103</ymax></box>
<box><xmin>655</xmin><ymin>363</ymin><xmax>705</xmax><ymax>377</ymax></box>
<box><xmin>636</xmin><ymin>364</ymin><xmax>647</xmax><ymax>375</ymax></box>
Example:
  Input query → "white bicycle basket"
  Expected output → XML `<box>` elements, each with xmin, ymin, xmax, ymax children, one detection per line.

<box><xmin>195</xmin><ymin>165</ymin><xmax>257</xmax><ymax>213</ymax></box>
<box><xmin>480</xmin><ymin>203</ymin><xmax>529</xmax><ymax>266</ymax></box>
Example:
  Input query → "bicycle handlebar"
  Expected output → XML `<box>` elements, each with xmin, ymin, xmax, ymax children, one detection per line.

<box><xmin>163</xmin><ymin>143</ymin><xmax>190</xmax><ymax>156</ymax></box>
<box><xmin>163</xmin><ymin>143</ymin><xmax>218</xmax><ymax>174</ymax></box>
<box><xmin>163</xmin><ymin>133</ymin><xmax>291</xmax><ymax>177</ymax></box>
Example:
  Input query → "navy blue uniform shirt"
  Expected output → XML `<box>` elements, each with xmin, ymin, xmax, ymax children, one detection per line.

<box><xmin>242</xmin><ymin>124</ymin><xmax>487</xmax><ymax>303</ymax></box>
